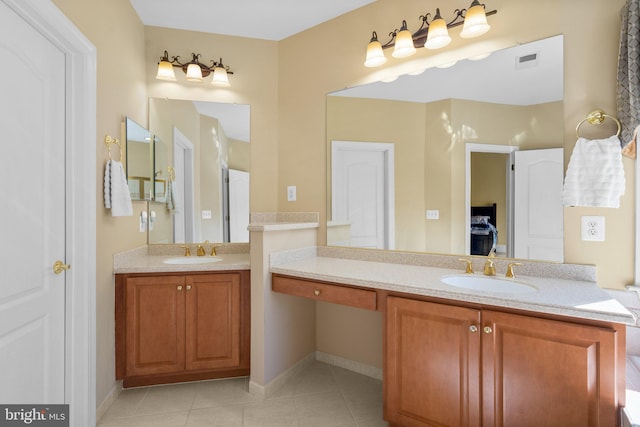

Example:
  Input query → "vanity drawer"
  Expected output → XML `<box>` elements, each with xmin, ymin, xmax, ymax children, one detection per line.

<box><xmin>272</xmin><ymin>274</ymin><xmax>376</xmax><ymax>310</ymax></box>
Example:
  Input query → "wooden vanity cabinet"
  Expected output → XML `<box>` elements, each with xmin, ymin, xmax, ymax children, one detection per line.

<box><xmin>115</xmin><ymin>270</ymin><xmax>250</xmax><ymax>387</ymax></box>
<box><xmin>385</xmin><ymin>296</ymin><xmax>621</xmax><ymax>427</ymax></box>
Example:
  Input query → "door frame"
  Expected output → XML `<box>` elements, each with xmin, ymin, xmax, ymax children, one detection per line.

<box><xmin>173</xmin><ymin>127</ymin><xmax>196</xmax><ymax>242</ymax></box>
<box><xmin>4</xmin><ymin>0</ymin><xmax>97</xmax><ymax>425</ymax></box>
<box><xmin>465</xmin><ymin>143</ymin><xmax>518</xmax><ymax>256</ymax></box>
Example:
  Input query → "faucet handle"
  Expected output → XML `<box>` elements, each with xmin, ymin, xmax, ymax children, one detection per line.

<box><xmin>196</xmin><ymin>245</ymin><xmax>206</xmax><ymax>256</ymax></box>
<box><xmin>458</xmin><ymin>258</ymin><xmax>474</xmax><ymax>274</ymax></box>
<box><xmin>180</xmin><ymin>245</ymin><xmax>191</xmax><ymax>256</ymax></box>
<box><xmin>211</xmin><ymin>245</ymin><xmax>221</xmax><ymax>256</ymax></box>
<box><xmin>506</xmin><ymin>262</ymin><xmax>523</xmax><ymax>278</ymax></box>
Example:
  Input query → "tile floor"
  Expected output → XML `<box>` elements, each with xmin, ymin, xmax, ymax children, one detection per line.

<box><xmin>98</xmin><ymin>362</ymin><xmax>389</xmax><ymax>427</ymax></box>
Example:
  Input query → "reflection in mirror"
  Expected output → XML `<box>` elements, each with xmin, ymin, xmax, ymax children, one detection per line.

<box><xmin>327</xmin><ymin>35</ymin><xmax>564</xmax><ymax>262</ymax></box>
<box><xmin>125</xmin><ymin>117</ymin><xmax>154</xmax><ymax>201</ymax></box>
<box><xmin>148</xmin><ymin>98</ymin><xmax>250</xmax><ymax>245</ymax></box>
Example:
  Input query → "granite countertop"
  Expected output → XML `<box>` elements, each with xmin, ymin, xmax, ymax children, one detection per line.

<box><xmin>270</xmin><ymin>247</ymin><xmax>636</xmax><ymax>325</ymax></box>
<box><xmin>113</xmin><ymin>246</ymin><xmax>250</xmax><ymax>274</ymax></box>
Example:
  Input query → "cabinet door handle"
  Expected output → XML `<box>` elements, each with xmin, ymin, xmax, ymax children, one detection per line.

<box><xmin>313</xmin><ymin>290</ymin><xmax>321</xmax><ymax>296</ymax></box>
<box><xmin>483</xmin><ymin>326</ymin><xmax>493</xmax><ymax>334</ymax></box>
<box><xmin>177</xmin><ymin>285</ymin><xmax>183</xmax><ymax>291</ymax></box>
<box><xmin>469</xmin><ymin>325</ymin><xmax>478</xmax><ymax>333</ymax></box>
<box><xmin>186</xmin><ymin>285</ymin><xmax>192</xmax><ymax>290</ymax></box>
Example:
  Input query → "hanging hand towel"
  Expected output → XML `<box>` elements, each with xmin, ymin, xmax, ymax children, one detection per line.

<box><xmin>165</xmin><ymin>180</ymin><xmax>179</xmax><ymax>213</ymax></box>
<box><xmin>108</xmin><ymin>160</ymin><xmax>133</xmax><ymax>216</ymax></box>
<box><xmin>104</xmin><ymin>160</ymin><xmax>112</xmax><ymax>209</ymax></box>
<box><xmin>562</xmin><ymin>135</ymin><xmax>626</xmax><ymax>208</ymax></box>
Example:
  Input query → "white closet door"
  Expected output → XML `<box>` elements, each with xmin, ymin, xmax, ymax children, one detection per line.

<box><xmin>0</xmin><ymin>0</ymin><xmax>66</xmax><ymax>403</ymax></box>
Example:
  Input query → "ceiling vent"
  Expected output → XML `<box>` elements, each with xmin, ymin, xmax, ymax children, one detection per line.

<box><xmin>515</xmin><ymin>52</ymin><xmax>539</xmax><ymax>70</ymax></box>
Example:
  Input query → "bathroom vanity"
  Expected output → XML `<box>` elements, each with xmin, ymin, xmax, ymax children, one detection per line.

<box><xmin>271</xmin><ymin>247</ymin><xmax>635</xmax><ymax>427</ymax></box>
<box><xmin>113</xmin><ymin>247</ymin><xmax>250</xmax><ymax>387</ymax></box>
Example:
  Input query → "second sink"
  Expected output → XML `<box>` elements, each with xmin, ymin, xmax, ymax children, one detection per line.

<box><xmin>441</xmin><ymin>275</ymin><xmax>536</xmax><ymax>294</ymax></box>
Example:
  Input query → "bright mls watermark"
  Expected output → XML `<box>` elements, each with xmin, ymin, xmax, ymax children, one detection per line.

<box><xmin>0</xmin><ymin>405</ymin><xmax>68</xmax><ymax>426</ymax></box>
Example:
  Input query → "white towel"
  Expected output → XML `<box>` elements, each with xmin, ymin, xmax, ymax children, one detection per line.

<box><xmin>562</xmin><ymin>135</ymin><xmax>626</xmax><ymax>208</ymax></box>
<box><xmin>105</xmin><ymin>160</ymin><xmax>133</xmax><ymax>216</ymax></box>
<box><xmin>103</xmin><ymin>160</ymin><xmax>111</xmax><ymax>209</ymax></box>
<box><xmin>165</xmin><ymin>180</ymin><xmax>179</xmax><ymax>213</ymax></box>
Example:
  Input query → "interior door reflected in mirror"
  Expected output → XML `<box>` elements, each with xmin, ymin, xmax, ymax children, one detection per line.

<box><xmin>125</xmin><ymin>117</ymin><xmax>154</xmax><ymax>201</ymax></box>
<box><xmin>326</xmin><ymin>35</ymin><xmax>564</xmax><ymax>262</ymax></box>
<box><xmin>148</xmin><ymin>98</ymin><xmax>250</xmax><ymax>245</ymax></box>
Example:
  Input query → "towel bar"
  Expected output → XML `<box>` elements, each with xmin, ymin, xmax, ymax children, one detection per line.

<box><xmin>105</xmin><ymin>134</ymin><xmax>123</xmax><ymax>162</ymax></box>
<box><xmin>575</xmin><ymin>109</ymin><xmax>621</xmax><ymax>138</ymax></box>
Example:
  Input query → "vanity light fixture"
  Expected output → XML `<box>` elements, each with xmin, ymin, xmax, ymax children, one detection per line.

<box><xmin>364</xmin><ymin>1</ymin><xmax>496</xmax><ymax>67</ymax></box>
<box><xmin>156</xmin><ymin>51</ymin><xmax>234</xmax><ymax>87</ymax></box>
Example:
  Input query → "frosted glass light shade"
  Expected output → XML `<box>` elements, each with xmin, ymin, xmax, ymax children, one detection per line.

<box><xmin>185</xmin><ymin>63</ymin><xmax>203</xmax><ymax>82</ymax></box>
<box><xmin>212</xmin><ymin>66</ymin><xmax>230</xmax><ymax>87</ymax></box>
<box><xmin>364</xmin><ymin>36</ymin><xmax>387</xmax><ymax>67</ymax></box>
<box><xmin>392</xmin><ymin>27</ymin><xmax>416</xmax><ymax>58</ymax></box>
<box><xmin>460</xmin><ymin>1</ymin><xmax>491</xmax><ymax>38</ymax></box>
<box><xmin>424</xmin><ymin>13</ymin><xmax>451</xmax><ymax>49</ymax></box>
<box><xmin>156</xmin><ymin>61</ymin><xmax>176</xmax><ymax>81</ymax></box>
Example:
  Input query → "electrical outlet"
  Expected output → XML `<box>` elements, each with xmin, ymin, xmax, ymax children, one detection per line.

<box><xmin>201</xmin><ymin>210</ymin><xmax>212</xmax><ymax>219</ymax></box>
<box><xmin>287</xmin><ymin>186</ymin><xmax>297</xmax><ymax>202</ymax></box>
<box><xmin>426</xmin><ymin>210</ymin><xmax>440</xmax><ymax>220</ymax></box>
<box><xmin>581</xmin><ymin>216</ymin><xmax>605</xmax><ymax>242</ymax></box>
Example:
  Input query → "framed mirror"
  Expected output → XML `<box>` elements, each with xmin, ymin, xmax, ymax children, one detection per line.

<box><xmin>327</xmin><ymin>35</ymin><xmax>564</xmax><ymax>262</ymax></box>
<box><xmin>124</xmin><ymin>117</ymin><xmax>154</xmax><ymax>201</ymax></box>
<box><xmin>148</xmin><ymin>98</ymin><xmax>250</xmax><ymax>245</ymax></box>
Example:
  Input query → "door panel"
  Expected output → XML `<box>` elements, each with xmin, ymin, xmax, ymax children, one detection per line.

<box><xmin>0</xmin><ymin>1</ymin><xmax>66</xmax><ymax>403</ymax></box>
<box><xmin>385</xmin><ymin>296</ymin><xmax>481</xmax><ymax>427</ymax></box>
<box><xmin>125</xmin><ymin>276</ymin><xmax>186</xmax><ymax>376</ymax></box>
<box><xmin>483</xmin><ymin>310</ymin><xmax>617</xmax><ymax>427</ymax></box>
<box><xmin>186</xmin><ymin>274</ymin><xmax>241</xmax><ymax>371</ymax></box>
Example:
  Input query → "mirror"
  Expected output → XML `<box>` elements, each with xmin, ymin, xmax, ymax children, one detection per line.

<box><xmin>327</xmin><ymin>35</ymin><xmax>564</xmax><ymax>262</ymax></box>
<box><xmin>148</xmin><ymin>98</ymin><xmax>250</xmax><ymax>244</ymax></box>
<box><xmin>125</xmin><ymin>117</ymin><xmax>154</xmax><ymax>201</ymax></box>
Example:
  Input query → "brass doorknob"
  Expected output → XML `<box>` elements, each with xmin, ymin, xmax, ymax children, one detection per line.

<box><xmin>53</xmin><ymin>260</ymin><xmax>71</xmax><ymax>274</ymax></box>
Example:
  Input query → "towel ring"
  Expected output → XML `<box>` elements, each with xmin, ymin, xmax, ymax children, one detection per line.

<box><xmin>575</xmin><ymin>110</ymin><xmax>621</xmax><ymax>138</ymax></box>
<box><xmin>104</xmin><ymin>134</ymin><xmax>123</xmax><ymax>161</ymax></box>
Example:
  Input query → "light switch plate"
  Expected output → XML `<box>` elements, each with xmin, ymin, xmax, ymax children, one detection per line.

<box><xmin>426</xmin><ymin>210</ymin><xmax>440</xmax><ymax>220</ymax></box>
<box><xmin>287</xmin><ymin>186</ymin><xmax>297</xmax><ymax>202</ymax></box>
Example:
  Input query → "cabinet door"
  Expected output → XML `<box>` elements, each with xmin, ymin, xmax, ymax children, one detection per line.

<box><xmin>185</xmin><ymin>273</ymin><xmax>241</xmax><ymax>371</ymax></box>
<box><xmin>385</xmin><ymin>296</ymin><xmax>482</xmax><ymax>427</ymax></box>
<box><xmin>482</xmin><ymin>310</ymin><xmax>618</xmax><ymax>427</ymax></box>
<box><xmin>125</xmin><ymin>275</ymin><xmax>186</xmax><ymax>376</ymax></box>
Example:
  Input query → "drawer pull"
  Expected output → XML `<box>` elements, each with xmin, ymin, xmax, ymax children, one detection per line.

<box><xmin>484</xmin><ymin>326</ymin><xmax>493</xmax><ymax>334</ymax></box>
<box><xmin>313</xmin><ymin>290</ymin><xmax>321</xmax><ymax>296</ymax></box>
<box><xmin>469</xmin><ymin>325</ymin><xmax>478</xmax><ymax>333</ymax></box>
<box><xmin>177</xmin><ymin>285</ymin><xmax>183</xmax><ymax>291</ymax></box>
<box><xmin>186</xmin><ymin>285</ymin><xmax>192</xmax><ymax>290</ymax></box>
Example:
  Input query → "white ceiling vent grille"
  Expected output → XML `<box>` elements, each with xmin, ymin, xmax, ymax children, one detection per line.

<box><xmin>515</xmin><ymin>52</ymin><xmax>539</xmax><ymax>70</ymax></box>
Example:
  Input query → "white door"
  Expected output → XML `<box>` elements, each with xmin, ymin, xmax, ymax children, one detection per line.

<box><xmin>332</xmin><ymin>141</ymin><xmax>395</xmax><ymax>249</ymax></box>
<box><xmin>514</xmin><ymin>148</ymin><xmax>564</xmax><ymax>262</ymax></box>
<box><xmin>0</xmin><ymin>0</ymin><xmax>66</xmax><ymax>403</ymax></box>
<box><xmin>228</xmin><ymin>169</ymin><xmax>250</xmax><ymax>242</ymax></box>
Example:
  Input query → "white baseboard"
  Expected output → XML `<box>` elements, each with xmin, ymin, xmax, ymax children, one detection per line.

<box><xmin>249</xmin><ymin>352</ymin><xmax>316</xmax><ymax>398</ymax></box>
<box><xmin>95</xmin><ymin>381</ymin><xmax>122</xmax><ymax>423</ymax></box>
<box><xmin>249</xmin><ymin>351</ymin><xmax>383</xmax><ymax>399</ymax></box>
<box><xmin>315</xmin><ymin>351</ymin><xmax>383</xmax><ymax>380</ymax></box>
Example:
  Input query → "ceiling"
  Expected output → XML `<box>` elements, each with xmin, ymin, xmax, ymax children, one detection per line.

<box><xmin>330</xmin><ymin>35</ymin><xmax>563</xmax><ymax>106</ymax></box>
<box><xmin>128</xmin><ymin>0</ymin><xmax>376</xmax><ymax>41</ymax></box>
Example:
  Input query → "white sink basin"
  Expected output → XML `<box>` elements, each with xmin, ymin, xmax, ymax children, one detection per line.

<box><xmin>163</xmin><ymin>257</ymin><xmax>222</xmax><ymax>265</ymax></box>
<box><xmin>441</xmin><ymin>275</ymin><xmax>536</xmax><ymax>294</ymax></box>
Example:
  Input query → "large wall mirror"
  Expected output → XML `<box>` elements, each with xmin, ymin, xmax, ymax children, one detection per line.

<box><xmin>327</xmin><ymin>35</ymin><xmax>564</xmax><ymax>262</ymax></box>
<box><xmin>147</xmin><ymin>98</ymin><xmax>250</xmax><ymax>244</ymax></box>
